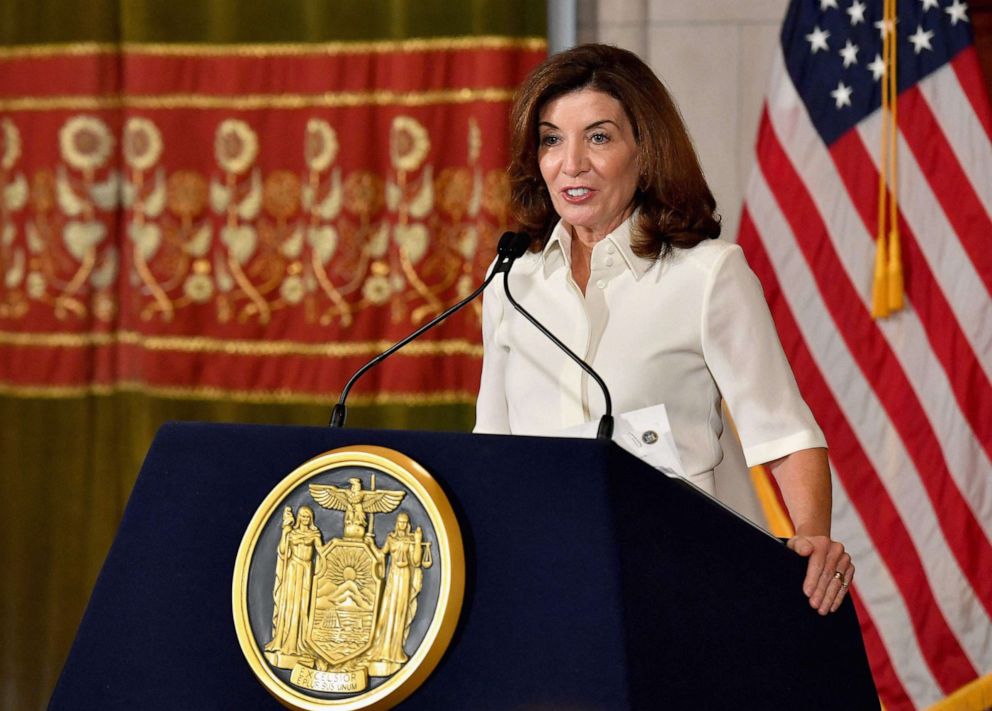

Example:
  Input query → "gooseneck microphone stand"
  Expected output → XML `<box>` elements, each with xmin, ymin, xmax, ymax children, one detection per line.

<box><xmin>329</xmin><ymin>231</ymin><xmax>532</xmax><ymax>428</ymax></box>
<box><xmin>501</xmin><ymin>270</ymin><xmax>615</xmax><ymax>441</ymax></box>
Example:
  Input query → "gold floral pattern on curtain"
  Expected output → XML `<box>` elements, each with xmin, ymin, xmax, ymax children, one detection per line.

<box><xmin>1</xmin><ymin>40</ymin><xmax>544</xmax><ymax>400</ymax></box>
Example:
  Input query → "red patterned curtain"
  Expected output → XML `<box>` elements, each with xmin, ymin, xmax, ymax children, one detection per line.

<box><xmin>1</xmin><ymin>39</ymin><xmax>545</xmax><ymax>403</ymax></box>
<box><xmin>0</xmin><ymin>3</ymin><xmax>544</xmax><ymax>706</ymax></box>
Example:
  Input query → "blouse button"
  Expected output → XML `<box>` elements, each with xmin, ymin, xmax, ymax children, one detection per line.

<box><xmin>607</xmin><ymin>245</ymin><xmax>616</xmax><ymax>254</ymax></box>
<box><xmin>596</xmin><ymin>279</ymin><xmax>606</xmax><ymax>290</ymax></box>
<box><xmin>605</xmin><ymin>257</ymin><xmax>614</xmax><ymax>267</ymax></box>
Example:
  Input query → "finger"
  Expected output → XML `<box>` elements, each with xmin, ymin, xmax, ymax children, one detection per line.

<box><xmin>787</xmin><ymin>535</ymin><xmax>814</xmax><ymax>557</ymax></box>
<box><xmin>830</xmin><ymin>563</ymin><xmax>856</xmax><ymax>613</ymax></box>
<box><xmin>819</xmin><ymin>577</ymin><xmax>844</xmax><ymax>615</ymax></box>
<box><xmin>806</xmin><ymin>538</ymin><xmax>843</xmax><ymax>598</ymax></box>
<box><xmin>822</xmin><ymin>560</ymin><xmax>855</xmax><ymax>614</ymax></box>
<box><xmin>809</xmin><ymin>542</ymin><xmax>845</xmax><ymax>608</ymax></box>
<box><xmin>803</xmin><ymin>548</ymin><xmax>827</xmax><ymax>597</ymax></box>
<box><xmin>829</xmin><ymin>584</ymin><xmax>848</xmax><ymax>613</ymax></box>
<box><xmin>789</xmin><ymin>535</ymin><xmax>826</xmax><ymax>596</ymax></box>
<box><xmin>832</xmin><ymin>551</ymin><xmax>852</xmax><ymax>578</ymax></box>
<box><xmin>817</xmin><ymin>559</ymin><xmax>849</xmax><ymax>614</ymax></box>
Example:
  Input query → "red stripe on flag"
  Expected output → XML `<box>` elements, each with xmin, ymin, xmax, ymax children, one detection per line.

<box><xmin>897</xmin><ymin>85</ymin><xmax>992</xmax><ymax>299</ymax></box>
<box><xmin>739</xmin><ymin>207</ymin><xmax>979</xmax><ymax>693</ymax></box>
<box><xmin>951</xmin><ymin>47</ymin><xmax>992</xmax><ymax>139</ymax></box>
<box><xmin>830</xmin><ymin>130</ymin><xmax>992</xmax><ymax>463</ymax></box>
<box><xmin>756</xmin><ymin>110</ymin><xmax>992</xmax><ymax>620</ymax></box>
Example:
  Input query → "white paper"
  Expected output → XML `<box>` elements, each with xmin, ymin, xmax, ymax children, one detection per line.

<box><xmin>559</xmin><ymin>403</ymin><xmax>686</xmax><ymax>478</ymax></box>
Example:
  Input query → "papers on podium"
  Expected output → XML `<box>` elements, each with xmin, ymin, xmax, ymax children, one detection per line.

<box><xmin>561</xmin><ymin>403</ymin><xmax>686</xmax><ymax>480</ymax></box>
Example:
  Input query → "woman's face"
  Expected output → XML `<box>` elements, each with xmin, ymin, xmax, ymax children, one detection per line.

<box><xmin>537</xmin><ymin>88</ymin><xmax>640</xmax><ymax>241</ymax></box>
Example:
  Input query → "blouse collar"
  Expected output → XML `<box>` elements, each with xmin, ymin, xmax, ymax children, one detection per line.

<box><xmin>541</xmin><ymin>214</ymin><xmax>655</xmax><ymax>280</ymax></box>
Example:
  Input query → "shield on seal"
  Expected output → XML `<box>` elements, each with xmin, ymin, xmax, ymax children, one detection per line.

<box><xmin>306</xmin><ymin>538</ymin><xmax>384</xmax><ymax>667</ymax></box>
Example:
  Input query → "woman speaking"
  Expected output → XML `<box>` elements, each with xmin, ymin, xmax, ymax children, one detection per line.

<box><xmin>475</xmin><ymin>44</ymin><xmax>853</xmax><ymax>615</ymax></box>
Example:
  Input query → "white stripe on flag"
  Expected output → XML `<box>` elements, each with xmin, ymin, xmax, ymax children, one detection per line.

<box><xmin>747</xmin><ymin>158</ymin><xmax>992</xmax><ymax>671</ymax></box>
<box><xmin>855</xmin><ymin>114</ymin><xmax>992</xmax><ymax>385</ymax></box>
<box><xmin>831</xmin><ymin>469</ymin><xmax>939</xmax><ymax>708</ymax></box>
<box><xmin>853</xmin><ymin>124</ymin><xmax>992</xmax><ymax>540</ymax></box>
<box><xmin>918</xmin><ymin>61</ymin><xmax>992</xmax><ymax>215</ymax></box>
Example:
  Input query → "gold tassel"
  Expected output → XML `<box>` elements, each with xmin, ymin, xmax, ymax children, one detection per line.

<box><xmin>872</xmin><ymin>0</ymin><xmax>892</xmax><ymax>319</ymax></box>
<box><xmin>872</xmin><ymin>0</ymin><xmax>904</xmax><ymax>318</ymax></box>
<box><xmin>887</xmin><ymin>227</ymin><xmax>903</xmax><ymax>311</ymax></box>
<box><xmin>886</xmin><ymin>0</ymin><xmax>904</xmax><ymax>315</ymax></box>
<box><xmin>872</xmin><ymin>230</ymin><xmax>890</xmax><ymax>318</ymax></box>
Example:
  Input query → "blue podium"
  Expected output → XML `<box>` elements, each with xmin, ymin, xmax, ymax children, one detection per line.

<box><xmin>50</xmin><ymin>422</ymin><xmax>878</xmax><ymax>709</ymax></box>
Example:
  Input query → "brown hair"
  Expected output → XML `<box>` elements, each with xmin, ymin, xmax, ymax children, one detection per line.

<box><xmin>509</xmin><ymin>43</ymin><xmax>720</xmax><ymax>258</ymax></box>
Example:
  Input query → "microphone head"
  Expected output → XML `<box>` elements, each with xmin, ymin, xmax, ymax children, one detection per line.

<box><xmin>493</xmin><ymin>231</ymin><xmax>532</xmax><ymax>273</ymax></box>
<box><xmin>496</xmin><ymin>231</ymin><xmax>531</xmax><ymax>258</ymax></box>
<box><xmin>509</xmin><ymin>232</ymin><xmax>532</xmax><ymax>258</ymax></box>
<box><xmin>496</xmin><ymin>231</ymin><xmax>519</xmax><ymax>257</ymax></box>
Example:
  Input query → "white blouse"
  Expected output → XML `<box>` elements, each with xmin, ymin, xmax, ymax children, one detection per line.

<box><xmin>474</xmin><ymin>217</ymin><xmax>826</xmax><ymax>490</ymax></box>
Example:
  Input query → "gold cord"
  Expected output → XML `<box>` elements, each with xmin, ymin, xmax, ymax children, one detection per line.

<box><xmin>872</xmin><ymin>0</ymin><xmax>904</xmax><ymax>318</ymax></box>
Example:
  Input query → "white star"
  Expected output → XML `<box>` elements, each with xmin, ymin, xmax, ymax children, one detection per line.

<box><xmin>945</xmin><ymin>0</ymin><xmax>970</xmax><ymax>25</ymax></box>
<box><xmin>919</xmin><ymin>0</ymin><xmax>940</xmax><ymax>10</ymax></box>
<box><xmin>831</xmin><ymin>81</ymin><xmax>854</xmax><ymax>108</ymax></box>
<box><xmin>821</xmin><ymin>0</ymin><xmax>839</xmax><ymax>9</ymax></box>
<box><xmin>908</xmin><ymin>25</ymin><xmax>935</xmax><ymax>53</ymax></box>
<box><xmin>867</xmin><ymin>53</ymin><xmax>887</xmax><ymax>81</ymax></box>
<box><xmin>839</xmin><ymin>40</ymin><xmax>860</xmax><ymax>67</ymax></box>
<box><xmin>806</xmin><ymin>26</ymin><xmax>831</xmax><ymax>53</ymax></box>
<box><xmin>874</xmin><ymin>17</ymin><xmax>897</xmax><ymax>39</ymax></box>
<box><xmin>847</xmin><ymin>0</ymin><xmax>867</xmax><ymax>25</ymax></box>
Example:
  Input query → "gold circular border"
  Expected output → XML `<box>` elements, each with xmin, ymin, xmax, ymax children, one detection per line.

<box><xmin>232</xmin><ymin>445</ymin><xmax>465</xmax><ymax>710</ymax></box>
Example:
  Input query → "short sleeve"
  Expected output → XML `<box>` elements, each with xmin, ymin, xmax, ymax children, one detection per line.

<box><xmin>473</xmin><ymin>280</ymin><xmax>511</xmax><ymax>434</ymax></box>
<box><xmin>700</xmin><ymin>246</ymin><xmax>826</xmax><ymax>465</ymax></box>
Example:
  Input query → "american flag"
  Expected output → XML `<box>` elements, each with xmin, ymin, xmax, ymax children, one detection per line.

<box><xmin>737</xmin><ymin>0</ymin><xmax>992</xmax><ymax>708</ymax></box>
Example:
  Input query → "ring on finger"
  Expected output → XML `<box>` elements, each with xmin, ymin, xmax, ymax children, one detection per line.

<box><xmin>832</xmin><ymin>570</ymin><xmax>847</xmax><ymax>586</ymax></box>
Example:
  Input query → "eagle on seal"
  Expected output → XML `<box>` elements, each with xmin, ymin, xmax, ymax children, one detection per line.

<box><xmin>309</xmin><ymin>477</ymin><xmax>405</xmax><ymax>533</ymax></box>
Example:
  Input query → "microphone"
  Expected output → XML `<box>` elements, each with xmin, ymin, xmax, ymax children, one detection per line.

<box><xmin>501</xmin><ymin>254</ymin><xmax>615</xmax><ymax>440</ymax></box>
<box><xmin>329</xmin><ymin>231</ymin><xmax>531</xmax><ymax>427</ymax></box>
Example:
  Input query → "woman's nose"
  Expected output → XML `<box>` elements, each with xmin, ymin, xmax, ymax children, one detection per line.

<box><xmin>562</xmin><ymin>142</ymin><xmax>588</xmax><ymax>176</ymax></box>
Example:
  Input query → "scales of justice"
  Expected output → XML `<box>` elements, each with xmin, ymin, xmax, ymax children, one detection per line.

<box><xmin>262</xmin><ymin>475</ymin><xmax>434</xmax><ymax>694</ymax></box>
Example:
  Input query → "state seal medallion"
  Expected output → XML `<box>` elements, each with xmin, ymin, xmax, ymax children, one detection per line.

<box><xmin>233</xmin><ymin>445</ymin><xmax>464</xmax><ymax>710</ymax></box>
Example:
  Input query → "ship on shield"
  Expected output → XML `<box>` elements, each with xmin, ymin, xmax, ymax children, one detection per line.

<box><xmin>262</xmin><ymin>476</ymin><xmax>433</xmax><ymax>693</ymax></box>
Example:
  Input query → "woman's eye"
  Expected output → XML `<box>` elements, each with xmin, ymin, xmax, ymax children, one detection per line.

<box><xmin>540</xmin><ymin>134</ymin><xmax>560</xmax><ymax>147</ymax></box>
<box><xmin>590</xmin><ymin>132</ymin><xmax>610</xmax><ymax>144</ymax></box>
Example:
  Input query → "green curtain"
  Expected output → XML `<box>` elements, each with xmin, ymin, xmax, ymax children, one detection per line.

<box><xmin>0</xmin><ymin>2</ymin><xmax>544</xmax><ymax>707</ymax></box>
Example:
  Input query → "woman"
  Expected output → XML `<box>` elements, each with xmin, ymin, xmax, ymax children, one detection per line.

<box><xmin>475</xmin><ymin>44</ymin><xmax>853</xmax><ymax>615</ymax></box>
<box><xmin>367</xmin><ymin>513</ymin><xmax>429</xmax><ymax>677</ymax></box>
<box><xmin>265</xmin><ymin>505</ymin><xmax>323</xmax><ymax>662</ymax></box>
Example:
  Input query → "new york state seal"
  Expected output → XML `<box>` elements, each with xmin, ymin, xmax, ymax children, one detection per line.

<box><xmin>233</xmin><ymin>445</ymin><xmax>464</xmax><ymax>710</ymax></box>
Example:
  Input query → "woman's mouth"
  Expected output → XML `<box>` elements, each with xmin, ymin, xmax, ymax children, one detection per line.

<box><xmin>562</xmin><ymin>187</ymin><xmax>594</xmax><ymax>202</ymax></box>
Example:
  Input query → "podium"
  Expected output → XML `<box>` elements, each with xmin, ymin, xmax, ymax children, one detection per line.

<box><xmin>51</xmin><ymin>422</ymin><xmax>878</xmax><ymax>709</ymax></box>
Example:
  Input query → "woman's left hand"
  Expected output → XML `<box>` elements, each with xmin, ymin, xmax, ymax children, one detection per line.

<box><xmin>767</xmin><ymin>448</ymin><xmax>852</xmax><ymax>615</ymax></box>
<box><xmin>787</xmin><ymin>534</ymin><xmax>854</xmax><ymax>615</ymax></box>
